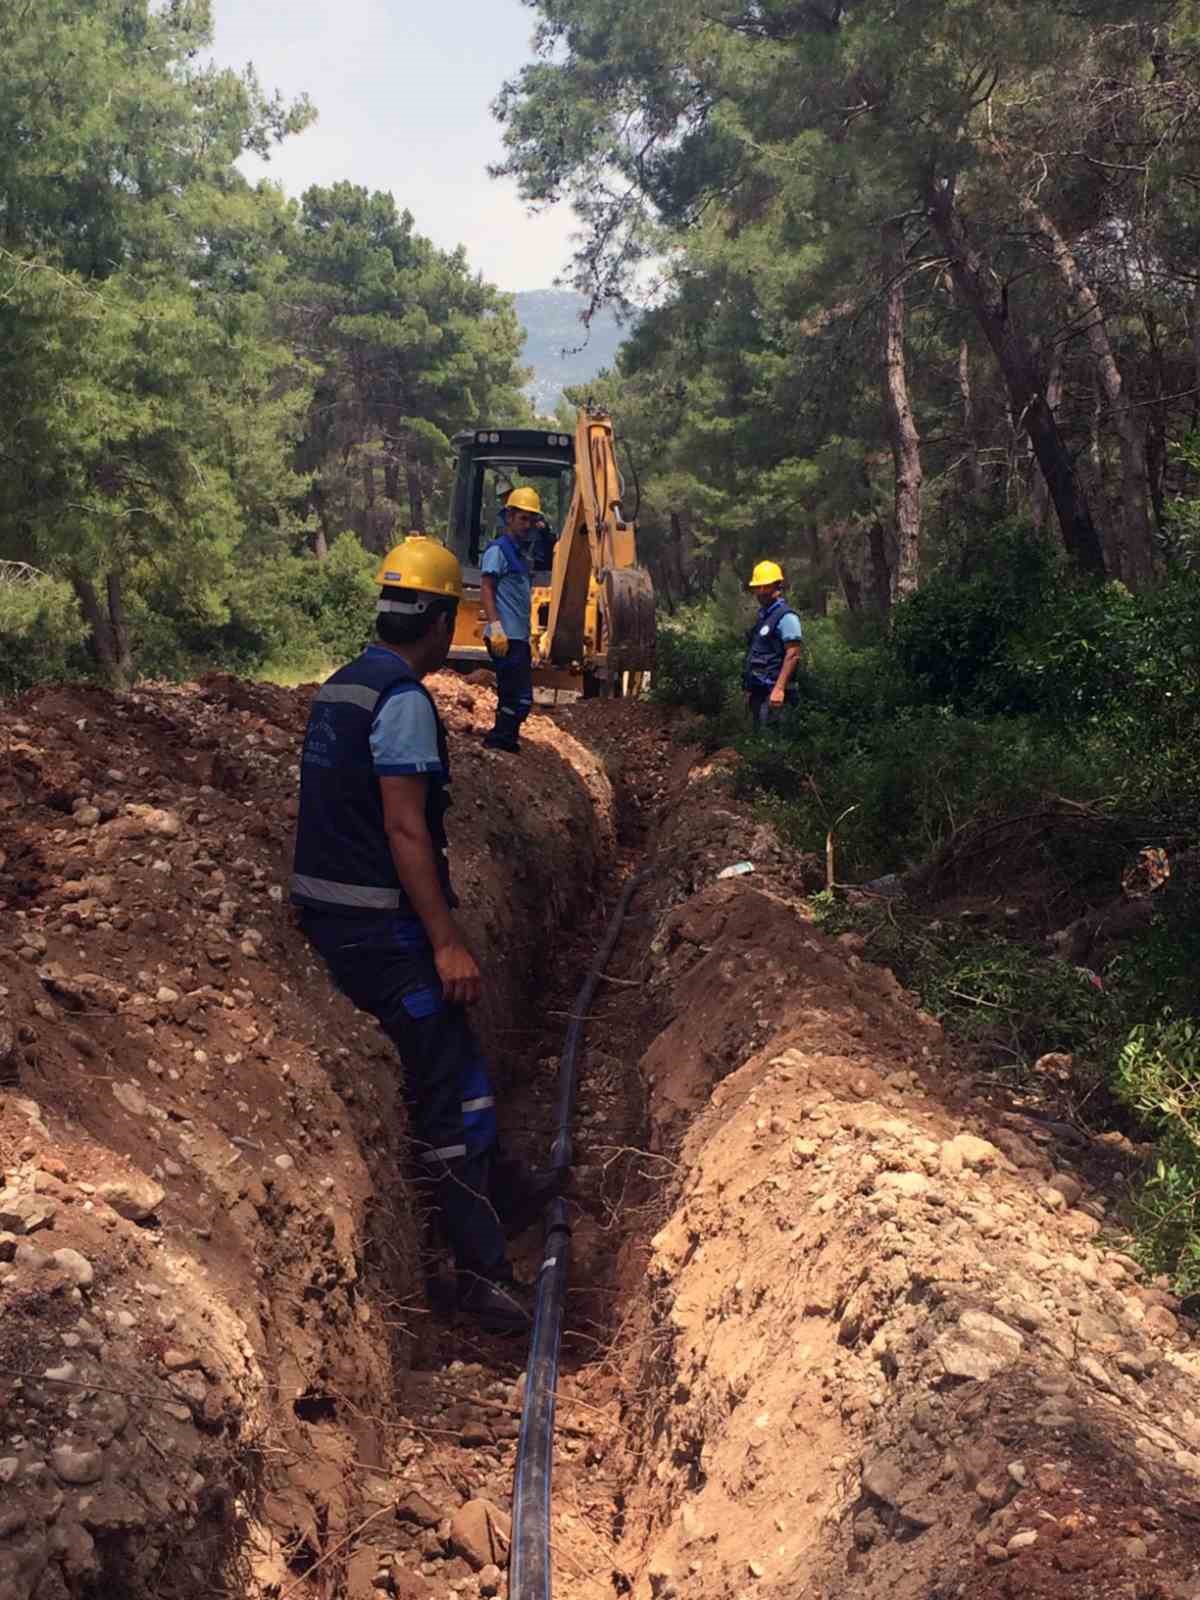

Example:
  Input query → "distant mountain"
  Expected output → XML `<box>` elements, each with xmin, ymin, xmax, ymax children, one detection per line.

<box><xmin>514</xmin><ymin>289</ymin><xmax>627</xmax><ymax>416</ymax></box>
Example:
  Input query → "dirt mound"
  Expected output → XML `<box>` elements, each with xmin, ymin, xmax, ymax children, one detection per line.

<box><xmin>0</xmin><ymin>674</ymin><xmax>612</xmax><ymax>1600</ymax></box>
<box><xmin>584</xmin><ymin>751</ymin><xmax>1200</xmax><ymax>1600</ymax></box>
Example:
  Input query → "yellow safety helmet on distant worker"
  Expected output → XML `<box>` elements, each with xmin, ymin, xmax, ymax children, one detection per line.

<box><xmin>375</xmin><ymin>535</ymin><xmax>463</xmax><ymax>600</ymax></box>
<box><xmin>748</xmin><ymin>559</ymin><xmax>784</xmax><ymax>589</ymax></box>
<box><xmin>505</xmin><ymin>486</ymin><xmax>543</xmax><ymax>516</ymax></box>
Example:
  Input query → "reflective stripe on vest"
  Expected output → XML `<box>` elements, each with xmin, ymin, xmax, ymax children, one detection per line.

<box><xmin>313</xmin><ymin>682</ymin><xmax>381</xmax><ymax>712</ymax></box>
<box><xmin>289</xmin><ymin>874</ymin><xmax>401</xmax><ymax>910</ymax></box>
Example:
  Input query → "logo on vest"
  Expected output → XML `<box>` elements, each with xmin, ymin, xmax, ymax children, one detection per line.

<box><xmin>760</xmin><ymin>625</ymin><xmax>771</xmax><ymax>636</ymax></box>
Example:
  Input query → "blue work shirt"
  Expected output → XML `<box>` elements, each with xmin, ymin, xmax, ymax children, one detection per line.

<box><xmin>480</xmin><ymin>532</ymin><xmax>532</xmax><ymax>641</ymax></box>
<box><xmin>368</xmin><ymin>662</ymin><xmax>445</xmax><ymax>776</ymax></box>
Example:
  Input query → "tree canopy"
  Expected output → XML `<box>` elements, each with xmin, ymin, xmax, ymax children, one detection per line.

<box><xmin>0</xmin><ymin>0</ymin><xmax>531</xmax><ymax>685</ymax></box>
<box><xmin>498</xmin><ymin>0</ymin><xmax>1200</xmax><ymax>607</ymax></box>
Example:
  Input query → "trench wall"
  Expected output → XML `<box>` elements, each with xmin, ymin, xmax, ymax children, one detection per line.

<box><xmin>0</xmin><ymin>675</ymin><xmax>611</xmax><ymax>1600</ymax></box>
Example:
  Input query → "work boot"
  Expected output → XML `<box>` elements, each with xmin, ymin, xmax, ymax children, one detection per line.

<box><xmin>457</xmin><ymin>1271</ymin><xmax>532</xmax><ymax>1335</ymax></box>
<box><xmin>482</xmin><ymin>733</ymin><xmax>520</xmax><ymax>753</ymax></box>
<box><xmin>490</xmin><ymin>1152</ymin><xmax>565</xmax><ymax>1238</ymax></box>
<box><xmin>430</xmin><ymin>1150</ymin><xmax>510</xmax><ymax>1280</ymax></box>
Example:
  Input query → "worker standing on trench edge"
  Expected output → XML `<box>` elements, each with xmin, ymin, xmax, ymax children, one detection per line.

<box><xmin>479</xmin><ymin>486</ymin><xmax>538</xmax><ymax>753</ymax></box>
<box><xmin>290</xmin><ymin>535</ymin><xmax>559</xmax><ymax>1334</ymax></box>
<box><xmin>743</xmin><ymin>559</ymin><xmax>804</xmax><ymax>732</ymax></box>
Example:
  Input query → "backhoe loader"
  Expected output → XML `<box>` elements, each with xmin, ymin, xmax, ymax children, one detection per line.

<box><xmin>443</xmin><ymin>407</ymin><xmax>655</xmax><ymax>696</ymax></box>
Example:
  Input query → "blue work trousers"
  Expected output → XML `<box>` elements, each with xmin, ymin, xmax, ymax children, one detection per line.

<box><xmin>301</xmin><ymin>912</ymin><xmax>506</xmax><ymax>1279</ymax></box>
<box><xmin>490</xmin><ymin>640</ymin><xmax>533</xmax><ymax>745</ymax></box>
<box><xmin>748</xmin><ymin>688</ymin><xmax>792</xmax><ymax>733</ymax></box>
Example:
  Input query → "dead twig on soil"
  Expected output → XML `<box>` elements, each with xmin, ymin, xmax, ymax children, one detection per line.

<box><xmin>0</xmin><ymin>1367</ymin><xmax>179</xmax><ymax>1409</ymax></box>
<box><xmin>277</xmin><ymin>1503</ymin><xmax>394</xmax><ymax>1600</ymax></box>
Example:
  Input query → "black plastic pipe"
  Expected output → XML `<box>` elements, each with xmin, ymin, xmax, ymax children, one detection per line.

<box><xmin>510</xmin><ymin>873</ymin><xmax>646</xmax><ymax>1600</ymax></box>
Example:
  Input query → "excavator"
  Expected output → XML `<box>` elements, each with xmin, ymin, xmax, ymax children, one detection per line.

<box><xmin>443</xmin><ymin>407</ymin><xmax>656</xmax><ymax>696</ymax></box>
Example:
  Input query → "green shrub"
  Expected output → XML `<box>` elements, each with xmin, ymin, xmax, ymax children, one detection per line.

<box><xmin>737</xmin><ymin>706</ymin><xmax>1104</xmax><ymax>878</ymax></box>
<box><xmin>1115</xmin><ymin>1018</ymin><xmax>1200</xmax><ymax>1292</ymax></box>
<box><xmin>0</xmin><ymin>575</ymin><xmax>89</xmax><ymax>694</ymax></box>
<box><xmin>129</xmin><ymin>532</ymin><xmax>378</xmax><ymax>682</ymax></box>
<box><xmin>889</xmin><ymin>523</ymin><xmax>1058</xmax><ymax>711</ymax></box>
<box><xmin>652</xmin><ymin>621</ymin><xmax>744</xmax><ymax>715</ymax></box>
<box><xmin>275</xmin><ymin>532</ymin><xmax>379</xmax><ymax>666</ymax></box>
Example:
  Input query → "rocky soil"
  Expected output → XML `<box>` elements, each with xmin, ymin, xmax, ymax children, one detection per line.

<box><xmin>592</xmin><ymin>750</ymin><xmax>1200</xmax><ymax>1600</ymax></box>
<box><xmin>0</xmin><ymin>676</ymin><xmax>612</xmax><ymax>1600</ymax></box>
<box><xmin>3</xmin><ymin>682</ymin><xmax>1199</xmax><ymax>1600</ymax></box>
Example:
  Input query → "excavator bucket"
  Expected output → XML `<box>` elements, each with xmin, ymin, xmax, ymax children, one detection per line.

<box><xmin>602</xmin><ymin>566</ymin><xmax>656</xmax><ymax>675</ymax></box>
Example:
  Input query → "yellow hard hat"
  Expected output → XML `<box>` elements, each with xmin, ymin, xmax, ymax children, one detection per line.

<box><xmin>376</xmin><ymin>535</ymin><xmax>463</xmax><ymax>600</ymax></box>
<box><xmin>506</xmin><ymin>486</ymin><xmax>542</xmax><ymax>516</ymax></box>
<box><xmin>748</xmin><ymin>559</ymin><xmax>784</xmax><ymax>588</ymax></box>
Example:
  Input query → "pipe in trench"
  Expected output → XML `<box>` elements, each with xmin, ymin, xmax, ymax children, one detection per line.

<box><xmin>510</xmin><ymin>873</ymin><xmax>646</xmax><ymax>1600</ymax></box>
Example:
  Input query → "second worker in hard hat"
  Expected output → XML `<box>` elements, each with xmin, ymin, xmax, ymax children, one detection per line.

<box><xmin>479</xmin><ymin>486</ymin><xmax>540</xmax><ymax>752</ymax></box>
<box><xmin>291</xmin><ymin>536</ymin><xmax>557</xmax><ymax>1334</ymax></box>
<box><xmin>743</xmin><ymin>560</ymin><xmax>804</xmax><ymax>731</ymax></box>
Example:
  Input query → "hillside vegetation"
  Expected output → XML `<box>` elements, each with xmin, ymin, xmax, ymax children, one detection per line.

<box><xmin>0</xmin><ymin>0</ymin><xmax>530</xmax><ymax>690</ymax></box>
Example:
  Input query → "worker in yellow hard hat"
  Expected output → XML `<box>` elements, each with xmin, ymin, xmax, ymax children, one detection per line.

<box><xmin>292</xmin><ymin>535</ymin><xmax>555</xmax><ymax>1334</ymax></box>
<box><xmin>479</xmin><ymin>486</ymin><xmax>541</xmax><ymax>752</ymax></box>
<box><xmin>742</xmin><ymin>559</ymin><xmax>803</xmax><ymax>732</ymax></box>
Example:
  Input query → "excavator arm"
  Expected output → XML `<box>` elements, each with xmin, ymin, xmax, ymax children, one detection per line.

<box><xmin>542</xmin><ymin>408</ymin><xmax>655</xmax><ymax>682</ymax></box>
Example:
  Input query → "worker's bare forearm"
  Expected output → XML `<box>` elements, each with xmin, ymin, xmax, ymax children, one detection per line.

<box><xmin>774</xmin><ymin>646</ymin><xmax>802</xmax><ymax>692</ymax></box>
<box><xmin>386</xmin><ymin>824</ymin><xmax>458</xmax><ymax>949</ymax></box>
<box><xmin>480</xmin><ymin>576</ymin><xmax>499</xmax><ymax>625</ymax></box>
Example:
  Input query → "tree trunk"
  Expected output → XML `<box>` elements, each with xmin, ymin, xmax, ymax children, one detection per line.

<box><xmin>881</xmin><ymin>219</ymin><xmax>923</xmax><ymax>600</ymax></box>
<box><xmin>957</xmin><ymin>339</ymin><xmax>985</xmax><ymax>499</ymax></box>
<box><xmin>669</xmin><ymin>511</ymin><xmax>691</xmax><ymax>606</ymax></box>
<box><xmin>1141</xmin><ymin>307</ymin><xmax>1168</xmax><ymax>535</ymax></box>
<box><xmin>925</xmin><ymin>179</ymin><xmax>1106</xmax><ymax>577</ymax></box>
<box><xmin>406</xmin><ymin>465</ymin><xmax>425</xmax><ymax>531</ymax></box>
<box><xmin>834</xmin><ymin>537</ymin><xmax>863</xmax><ymax>614</ymax></box>
<box><xmin>309</xmin><ymin>485</ymin><xmax>331</xmax><ymax>559</ymax></box>
<box><xmin>1021</xmin><ymin>198</ymin><xmax>1155</xmax><ymax>586</ymax></box>
<box><xmin>1084</xmin><ymin>366</ymin><xmax>1123</xmax><ymax>579</ymax></box>
<box><xmin>1029</xmin><ymin>348</ymin><xmax>1064</xmax><ymax>532</ymax></box>
<box><xmin>72</xmin><ymin>571</ymin><xmax>133</xmax><ymax>689</ymax></box>
<box><xmin>383</xmin><ymin>438</ymin><xmax>401</xmax><ymax>506</ymax></box>
<box><xmin>867</xmin><ymin>518</ymin><xmax>893</xmax><ymax>617</ymax></box>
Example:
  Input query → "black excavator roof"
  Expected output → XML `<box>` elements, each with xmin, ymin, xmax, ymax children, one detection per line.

<box><xmin>453</xmin><ymin>427</ymin><xmax>574</xmax><ymax>459</ymax></box>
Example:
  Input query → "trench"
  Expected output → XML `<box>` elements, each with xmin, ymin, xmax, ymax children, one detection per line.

<box><xmin>8</xmin><ymin>684</ymin><xmax>1200</xmax><ymax>1600</ymax></box>
<box><xmin>354</xmin><ymin>706</ymin><xmax>668</xmax><ymax>1600</ymax></box>
<box><xmin>349</xmin><ymin>699</ymin><xmax>1200</xmax><ymax>1600</ymax></box>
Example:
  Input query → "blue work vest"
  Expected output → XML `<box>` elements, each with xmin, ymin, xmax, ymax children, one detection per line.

<box><xmin>291</xmin><ymin>649</ymin><xmax>454</xmax><ymax>915</ymax></box>
<box><xmin>743</xmin><ymin>597</ymin><xmax>801</xmax><ymax>694</ymax></box>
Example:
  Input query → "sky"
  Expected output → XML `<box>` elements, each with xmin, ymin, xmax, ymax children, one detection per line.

<box><xmin>207</xmin><ymin>0</ymin><xmax>578</xmax><ymax>292</ymax></box>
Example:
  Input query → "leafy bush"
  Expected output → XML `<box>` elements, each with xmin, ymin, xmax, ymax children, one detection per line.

<box><xmin>737</xmin><ymin>706</ymin><xmax>1105</xmax><ymax>878</ymax></box>
<box><xmin>652</xmin><ymin>620</ymin><xmax>744</xmax><ymax>715</ymax></box>
<box><xmin>1115</xmin><ymin>1018</ymin><xmax>1200</xmax><ymax>1293</ymax></box>
<box><xmin>275</xmin><ymin>533</ymin><xmax>380</xmax><ymax>668</ymax></box>
<box><xmin>0</xmin><ymin>576</ymin><xmax>89</xmax><ymax>694</ymax></box>
<box><xmin>812</xmin><ymin>895</ymin><xmax>1113</xmax><ymax>1060</ymax></box>
<box><xmin>127</xmin><ymin>533</ymin><xmax>378</xmax><ymax>682</ymax></box>
<box><xmin>889</xmin><ymin>523</ymin><xmax>1058</xmax><ymax>711</ymax></box>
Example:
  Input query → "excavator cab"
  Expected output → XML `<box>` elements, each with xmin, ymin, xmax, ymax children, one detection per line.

<box><xmin>445</xmin><ymin>413</ymin><xmax>655</xmax><ymax>695</ymax></box>
<box><xmin>448</xmin><ymin>428</ymin><xmax>573</xmax><ymax>579</ymax></box>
